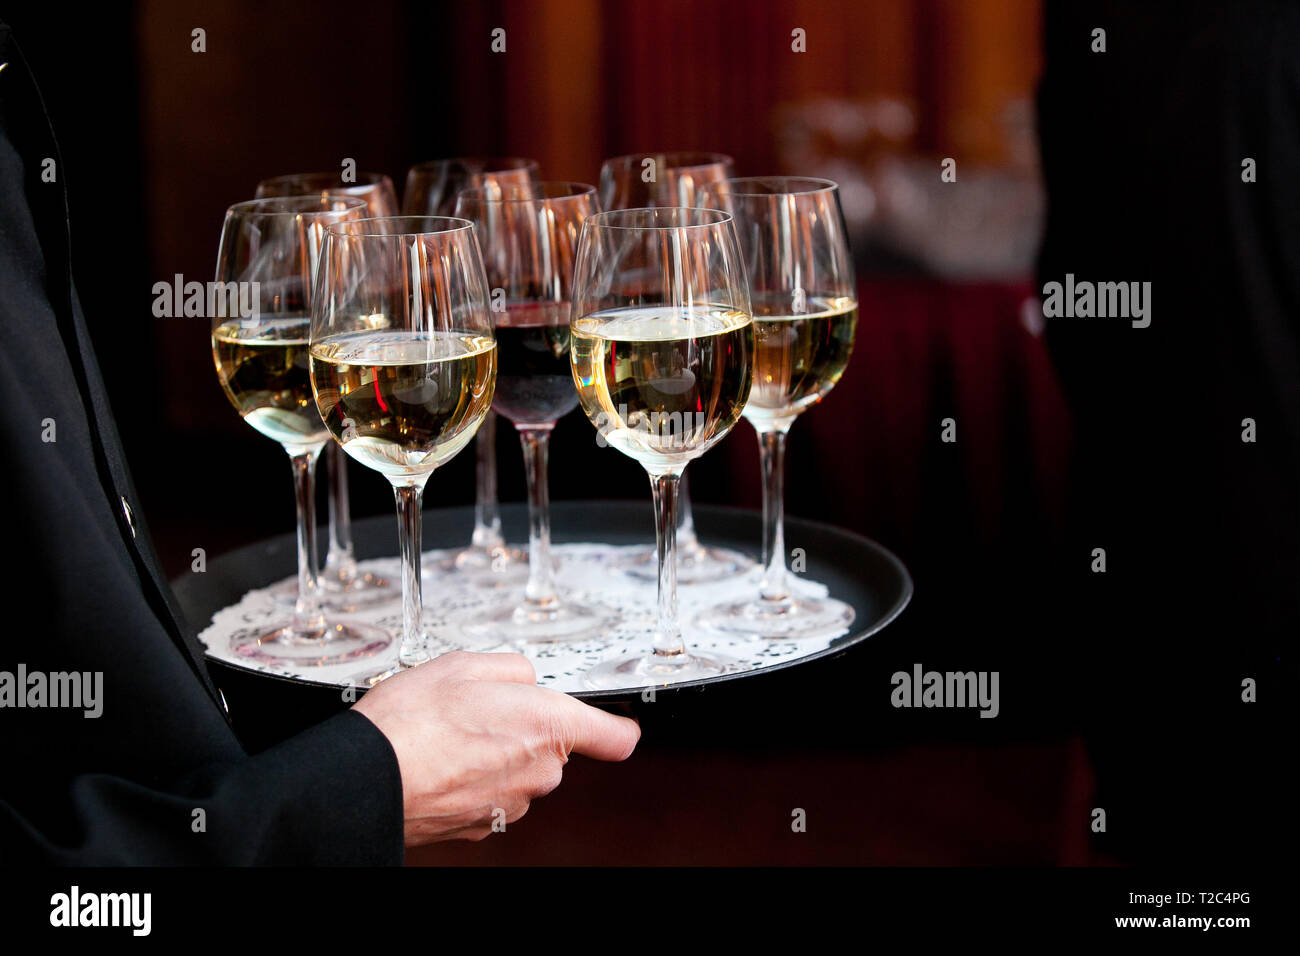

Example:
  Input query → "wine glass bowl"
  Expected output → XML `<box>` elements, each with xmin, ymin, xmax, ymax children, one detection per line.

<box><xmin>256</xmin><ymin>171</ymin><xmax>399</xmax><ymax>217</ymax></box>
<box><xmin>402</xmin><ymin>157</ymin><xmax>540</xmax><ymax>216</ymax></box>
<box><xmin>598</xmin><ymin>151</ymin><xmax>734</xmax><ymax>209</ymax></box>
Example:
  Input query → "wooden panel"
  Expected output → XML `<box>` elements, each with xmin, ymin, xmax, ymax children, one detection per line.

<box><xmin>501</xmin><ymin>0</ymin><xmax>604</xmax><ymax>180</ymax></box>
<box><xmin>135</xmin><ymin>0</ymin><xmax>411</xmax><ymax>435</ymax></box>
<box><xmin>935</xmin><ymin>0</ymin><xmax>1042</xmax><ymax>162</ymax></box>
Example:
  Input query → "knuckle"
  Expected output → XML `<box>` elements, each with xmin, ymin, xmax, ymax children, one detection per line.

<box><xmin>437</xmin><ymin>650</ymin><xmax>476</xmax><ymax>671</ymax></box>
<box><xmin>537</xmin><ymin>762</ymin><xmax>564</xmax><ymax>797</ymax></box>
<box><xmin>530</xmin><ymin>700</ymin><xmax>570</xmax><ymax>752</ymax></box>
<box><xmin>509</xmin><ymin>654</ymin><xmax>537</xmax><ymax>683</ymax></box>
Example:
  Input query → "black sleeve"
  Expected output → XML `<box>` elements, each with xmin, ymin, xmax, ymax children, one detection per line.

<box><xmin>0</xmin><ymin>20</ymin><xmax>406</xmax><ymax>867</ymax></box>
<box><xmin>1</xmin><ymin>712</ymin><xmax>405</xmax><ymax>866</ymax></box>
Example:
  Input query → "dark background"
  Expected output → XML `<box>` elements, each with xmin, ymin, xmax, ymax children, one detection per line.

<box><xmin>4</xmin><ymin>0</ymin><xmax>1285</xmax><ymax>868</ymax></box>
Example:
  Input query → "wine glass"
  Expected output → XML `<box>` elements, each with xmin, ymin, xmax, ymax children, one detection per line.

<box><xmin>310</xmin><ymin>216</ymin><xmax>496</xmax><ymax>671</ymax></box>
<box><xmin>402</xmin><ymin>157</ymin><xmax>539</xmax><ymax>216</ymax></box>
<box><xmin>256</xmin><ymin>170</ymin><xmax>399</xmax><ymax>216</ymax></box>
<box><xmin>598</xmin><ymin>151</ymin><xmax>752</xmax><ymax>584</ymax></box>
<box><xmin>597</xmin><ymin>150</ymin><xmax>733</xmax><ymax>209</ymax></box>
<box><xmin>255</xmin><ymin>171</ymin><xmax>400</xmax><ymax>603</ymax></box>
<box><xmin>571</xmin><ymin>207</ymin><xmax>753</xmax><ymax>688</ymax></box>
<box><xmin>212</xmin><ymin>195</ymin><xmax>390</xmax><ymax>665</ymax></box>
<box><xmin>452</xmin><ymin>182</ymin><xmax>616</xmax><ymax>642</ymax></box>
<box><xmin>695</xmin><ymin>177</ymin><xmax>858</xmax><ymax>640</ymax></box>
<box><xmin>403</xmin><ymin>158</ymin><xmax>542</xmax><ymax>578</ymax></box>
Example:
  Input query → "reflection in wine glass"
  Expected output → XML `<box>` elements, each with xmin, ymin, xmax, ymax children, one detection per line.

<box><xmin>255</xmin><ymin>171</ymin><xmax>400</xmax><ymax>604</ymax></box>
<box><xmin>571</xmin><ymin>207</ymin><xmax>753</xmax><ymax>688</ymax></box>
<box><xmin>311</xmin><ymin>216</ymin><xmax>497</xmax><ymax>676</ymax></box>
<box><xmin>598</xmin><ymin>151</ymin><xmax>753</xmax><ymax>585</ymax></box>
<box><xmin>212</xmin><ymin>195</ymin><xmax>391</xmax><ymax>665</ymax></box>
<box><xmin>695</xmin><ymin>178</ymin><xmax>858</xmax><ymax>640</ymax></box>
<box><xmin>402</xmin><ymin>158</ymin><xmax>542</xmax><ymax>581</ymax></box>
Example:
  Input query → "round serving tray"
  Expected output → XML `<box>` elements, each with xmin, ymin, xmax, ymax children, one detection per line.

<box><xmin>174</xmin><ymin>501</ymin><xmax>911</xmax><ymax>702</ymax></box>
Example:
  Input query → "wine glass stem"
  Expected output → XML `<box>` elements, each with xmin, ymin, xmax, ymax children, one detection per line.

<box><xmin>677</xmin><ymin>472</ymin><xmax>702</xmax><ymax>556</ymax></box>
<box><xmin>471</xmin><ymin>410</ymin><xmax>505</xmax><ymax>550</ymax></box>
<box><xmin>649</xmin><ymin>472</ymin><xmax>686</xmax><ymax>658</ymax></box>
<box><xmin>758</xmin><ymin>429</ymin><xmax>791</xmax><ymax>603</ymax></box>
<box><xmin>518</xmin><ymin>427</ymin><xmax>558</xmax><ymax>605</ymax></box>
<box><xmin>288</xmin><ymin>446</ymin><xmax>326</xmax><ymax>636</ymax></box>
<box><xmin>393</xmin><ymin>483</ymin><xmax>430</xmax><ymax>666</ymax></box>
<box><xmin>324</xmin><ymin>442</ymin><xmax>358</xmax><ymax>581</ymax></box>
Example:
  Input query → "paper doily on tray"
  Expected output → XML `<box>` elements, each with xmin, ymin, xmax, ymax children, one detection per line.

<box><xmin>198</xmin><ymin>543</ymin><xmax>851</xmax><ymax>693</ymax></box>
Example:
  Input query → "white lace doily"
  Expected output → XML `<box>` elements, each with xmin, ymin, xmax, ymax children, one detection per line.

<box><xmin>198</xmin><ymin>543</ymin><xmax>852</xmax><ymax>694</ymax></box>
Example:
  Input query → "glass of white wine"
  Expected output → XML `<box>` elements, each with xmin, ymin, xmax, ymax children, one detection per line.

<box><xmin>598</xmin><ymin>151</ymin><xmax>753</xmax><ymax>586</ymax></box>
<box><xmin>212</xmin><ymin>195</ymin><xmax>391</xmax><ymax>665</ymax></box>
<box><xmin>403</xmin><ymin>157</ymin><xmax>541</xmax><ymax>579</ymax></box>
<box><xmin>255</xmin><ymin>171</ymin><xmax>400</xmax><ymax>604</ymax></box>
<box><xmin>695</xmin><ymin>177</ymin><xmax>858</xmax><ymax>640</ymax></box>
<box><xmin>570</xmin><ymin>207</ymin><xmax>754</xmax><ymax>689</ymax></box>
<box><xmin>310</xmin><ymin>217</ymin><xmax>497</xmax><ymax>672</ymax></box>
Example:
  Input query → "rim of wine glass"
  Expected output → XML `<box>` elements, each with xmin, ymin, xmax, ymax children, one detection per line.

<box><xmin>225</xmin><ymin>195</ymin><xmax>370</xmax><ymax>217</ymax></box>
<box><xmin>601</xmin><ymin>151</ymin><xmax>734</xmax><ymax>172</ymax></box>
<box><xmin>456</xmin><ymin>181</ymin><xmax>597</xmax><ymax>204</ymax></box>
<box><xmin>582</xmin><ymin>206</ymin><xmax>734</xmax><ymax>230</ymax></box>
<box><xmin>257</xmin><ymin>171</ymin><xmax>395</xmax><ymax>192</ymax></box>
<box><xmin>323</xmin><ymin>214</ymin><xmax>477</xmax><ymax>238</ymax></box>
<box><xmin>406</xmin><ymin>157</ymin><xmax>540</xmax><ymax>175</ymax></box>
<box><xmin>701</xmin><ymin>175</ymin><xmax>840</xmax><ymax>197</ymax></box>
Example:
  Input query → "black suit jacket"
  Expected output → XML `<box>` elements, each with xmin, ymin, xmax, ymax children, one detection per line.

<box><xmin>0</xmin><ymin>22</ymin><xmax>404</xmax><ymax>865</ymax></box>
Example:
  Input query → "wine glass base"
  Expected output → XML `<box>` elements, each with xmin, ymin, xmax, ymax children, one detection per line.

<box><xmin>318</xmin><ymin>570</ymin><xmax>397</xmax><ymax>610</ymax></box>
<box><xmin>585</xmin><ymin>650</ymin><xmax>738</xmax><ymax>690</ymax></box>
<box><xmin>424</xmin><ymin>545</ymin><xmax>546</xmax><ymax>590</ymax></box>
<box><xmin>460</xmin><ymin>600</ymin><xmax>617</xmax><ymax>644</ymax></box>
<box><xmin>619</xmin><ymin>545</ymin><xmax>754</xmax><ymax>585</ymax></box>
<box><xmin>426</xmin><ymin>544</ymin><xmax>526</xmax><ymax>573</ymax></box>
<box><xmin>268</xmin><ymin>574</ymin><xmax>396</xmax><ymax>613</ymax></box>
<box><xmin>696</xmin><ymin>595</ymin><xmax>855</xmax><ymax>641</ymax></box>
<box><xmin>320</xmin><ymin>568</ymin><xmax>391</xmax><ymax>591</ymax></box>
<box><xmin>230</xmin><ymin>619</ymin><xmax>392</xmax><ymax>666</ymax></box>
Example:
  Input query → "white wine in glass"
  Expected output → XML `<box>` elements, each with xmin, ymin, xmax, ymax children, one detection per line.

<box><xmin>311</xmin><ymin>331</ymin><xmax>496</xmax><ymax>477</ymax></box>
<box><xmin>743</xmin><ymin>296</ymin><xmax>857</xmax><ymax>431</ymax></box>
<box><xmin>571</xmin><ymin>307</ymin><xmax>752</xmax><ymax>471</ymax></box>
<box><xmin>212</xmin><ymin>314</ymin><xmax>330</xmax><ymax>449</ymax></box>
